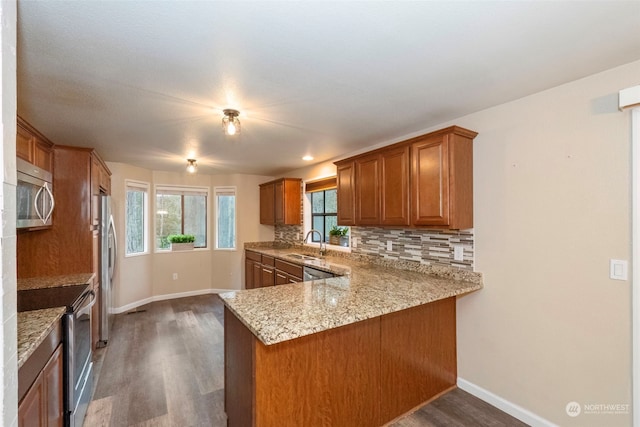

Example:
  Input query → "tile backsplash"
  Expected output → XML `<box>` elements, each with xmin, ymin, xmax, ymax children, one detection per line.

<box><xmin>275</xmin><ymin>223</ymin><xmax>474</xmax><ymax>271</ymax></box>
<box><xmin>351</xmin><ymin>227</ymin><xmax>474</xmax><ymax>270</ymax></box>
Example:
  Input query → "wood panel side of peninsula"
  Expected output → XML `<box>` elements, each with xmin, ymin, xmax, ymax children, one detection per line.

<box><xmin>224</xmin><ymin>297</ymin><xmax>456</xmax><ymax>426</ymax></box>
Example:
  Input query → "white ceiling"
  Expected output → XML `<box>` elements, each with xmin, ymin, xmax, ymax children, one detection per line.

<box><xmin>17</xmin><ymin>1</ymin><xmax>640</xmax><ymax>176</ymax></box>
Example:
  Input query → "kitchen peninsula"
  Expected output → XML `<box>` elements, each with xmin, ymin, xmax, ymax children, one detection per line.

<box><xmin>220</xmin><ymin>246</ymin><xmax>482</xmax><ymax>426</ymax></box>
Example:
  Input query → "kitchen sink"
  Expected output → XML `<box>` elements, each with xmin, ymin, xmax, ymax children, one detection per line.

<box><xmin>285</xmin><ymin>253</ymin><xmax>320</xmax><ymax>261</ymax></box>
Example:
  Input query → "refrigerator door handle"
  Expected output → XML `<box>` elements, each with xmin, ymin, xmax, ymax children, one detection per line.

<box><xmin>108</xmin><ymin>215</ymin><xmax>117</xmax><ymax>280</ymax></box>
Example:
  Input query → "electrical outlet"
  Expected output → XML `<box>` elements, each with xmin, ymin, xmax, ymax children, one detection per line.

<box><xmin>352</xmin><ymin>237</ymin><xmax>358</xmax><ymax>248</ymax></box>
<box><xmin>279</xmin><ymin>232</ymin><xmax>283</xmax><ymax>239</ymax></box>
<box><xmin>387</xmin><ymin>240</ymin><xmax>393</xmax><ymax>251</ymax></box>
<box><xmin>172</xmin><ymin>273</ymin><xmax>178</xmax><ymax>280</ymax></box>
<box><xmin>453</xmin><ymin>245</ymin><xmax>464</xmax><ymax>261</ymax></box>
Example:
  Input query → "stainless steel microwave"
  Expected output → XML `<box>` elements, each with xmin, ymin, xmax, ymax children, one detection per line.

<box><xmin>16</xmin><ymin>157</ymin><xmax>55</xmax><ymax>229</ymax></box>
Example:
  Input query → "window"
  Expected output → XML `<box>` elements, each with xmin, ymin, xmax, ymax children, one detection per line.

<box><xmin>155</xmin><ymin>185</ymin><xmax>209</xmax><ymax>250</ymax></box>
<box><xmin>125</xmin><ymin>180</ymin><xmax>149</xmax><ymax>256</ymax></box>
<box><xmin>215</xmin><ymin>187</ymin><xmax>236</xmax><ymax>250</ymax></box>
<box><xmin>310</xmin><ymin>188</ymin><xmax>337</xmax><ymax>243</ymax></box>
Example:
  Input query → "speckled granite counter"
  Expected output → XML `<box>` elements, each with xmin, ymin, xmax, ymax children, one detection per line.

<box><xmin>18</xmin><ymin>307</ymin><xmax>65</xmax><ymax>368</ymax></box>
<box><xmin>220</xmin><ymin>247</ymin><xmax>482</xmax><ymax>345</ymax></box>
<box><xmin>18</xmin><ymin>273</ymin><xmax>95</xmax><ymax>291</ymax></box>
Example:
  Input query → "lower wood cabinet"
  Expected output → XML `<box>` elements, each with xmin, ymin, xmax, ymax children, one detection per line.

<box><xmin>245</xmin><ymin>251</ymin><xmax>304</xmax><ymax>289</ymax></box>
<box><xmin>18</xmin><ymin>344</ymin><xmax>63</xmax><ymax>427</ymax></box>
<box><xmin>224</xmin><ymin>297</ymin><xmax>456</xmax><ymax>426</ymax></box>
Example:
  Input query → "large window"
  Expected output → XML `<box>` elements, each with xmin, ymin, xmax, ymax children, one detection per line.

<box><xmin>215</xmin><ymin>187</ymin><xmax>236</xmax><ymax>250</ymax></box>
<box><xmin>125</xmin><ymin>180</ymin><xmax>149</xmax><ymax>256</ymax></box>
<box><xmin>310</xmin><ymin>188</ymin><xmax>337</xmax><ymax>243</ymax></box>
<box><xmin>155</xmin><ymin>185</ymin><xmax>208</xmax><ymax>250</ymax></box>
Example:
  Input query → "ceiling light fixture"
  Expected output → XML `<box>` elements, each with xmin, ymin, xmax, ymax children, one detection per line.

<box><xmin>302</xmin><ymin>155</ymin><xmax>314</xmax><ymax>161</ymax></box>
<box><xmin>186</xmin><ymin>158</ymin><xmax>197</xmax><ymax>173</ymax></box>
<box><xmin>222</xmin><ymin>109</ymin><xmax>241</xmax><ymax>136</ymax></box>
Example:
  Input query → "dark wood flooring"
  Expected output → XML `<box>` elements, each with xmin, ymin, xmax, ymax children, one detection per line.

<box><xmin>85</xmin><ymin>294</ymin><xmax>528</xmax><ymax>427</ymax></box>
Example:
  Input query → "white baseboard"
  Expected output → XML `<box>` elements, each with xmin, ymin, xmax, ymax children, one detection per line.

<box><xmin>457</xmin><ymin>378</ymin><xmax>557</xmax><ymax>427</ymax></box>
<box><xmin>113</xmin><ymin>288</ymin><xmax>233</xmax><ymax>314</ymax></box>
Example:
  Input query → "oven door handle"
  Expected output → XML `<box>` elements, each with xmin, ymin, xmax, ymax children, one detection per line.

<box><xmin>76</xmin><ymin>290</ymin><xmax>97</xmax><ymax>318</ymax></box>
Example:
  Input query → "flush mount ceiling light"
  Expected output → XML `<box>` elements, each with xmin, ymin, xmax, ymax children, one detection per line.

<box><xmin>222</xmin><ymin>109</ymin><xmax>241</xmax><ymax>136</ymax></box>
<box><xmin>186</xmin><ymin>158</ymin><xmax>197</xmax><ymax>174</ymax></box>
<box><xmin>302</xmin><ymin>155</ymin><xmax>314</xmax><ymax>161</ymax></box>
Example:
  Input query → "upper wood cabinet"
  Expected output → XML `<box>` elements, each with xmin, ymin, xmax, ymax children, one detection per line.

<box><xmin>17</xmin><ymin>116</ymin><xmax>54</xmax><ymax>172</ymax></box>
<box><xmin>336</xmin><ymin>162</ymin><xmax>356</xmax><ymax>226</ymax></box>
<box><xmin>334</xmin><ymin>126</ymin><xmax>476</xmax><ymax>230</ymax></box>
<box><xmin>259</xmin><ymin>178</ymin><xmax>301</xmax><ymax>225</ymax></box>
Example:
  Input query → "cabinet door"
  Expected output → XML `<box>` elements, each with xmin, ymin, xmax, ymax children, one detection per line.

<box><xmin>381</xmin><ymin>146</ymin><xmax>410</xmax><ymax>226</ymax></box>
<box><xmin>253</xmin><ymin>262</ymin><xmax>263</xmax><ymax>288</ymax></box>
<box><xmin>17</xmin><ymin>124</ymin><xmax>35</xmax><ymax>164</ymax></box>
<box><xmin>261</xmin><ymin>266</ymin><xmax>275</xmax><ymax>287</ymax></box>
<box><xmin>411</xmin><ymin>136</ymin><xmax>449</xmax><ymax>226</ymax></box>
<box><xmin>274</xmin><ymin>180</ymin><xmax>284</xmax><ymax>224</ymax></box>
<box><xmin>245</xmin><ymin>259</ymin><xmax>254</xmax><ymax>289</ymax></box>
<box><xmin>260</xmin><ymin>183</ymin><xmax>275</xmax><ymax>225</ymax></box>
<box><xmin>336</xmin><ymin>161</ymin><xmax>356</xmax><ymax>226</ymax></box>
<box><xmin>34</xmin><ymin>140</ymin><xmax>53</xmax><ymax>172</ymax></box>
<box><xmin>43</xmin><ymin>345</ymin><xmax>63</xmax><ymax>427</ymax></box>
<box><xmin>18</xmin><ymin>374</ymin><xmax>44</xmax><ymax>427</ymax></box>
<box><xmin>355</xmin><ymin>154</ymin><xmax>380</xmax><ymax>225</ymax></box>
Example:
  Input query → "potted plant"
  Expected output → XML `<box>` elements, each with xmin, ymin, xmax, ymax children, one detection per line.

<box><xmin>167</xmin><ymin>234</ymin><xmax>196</xmax><ymax>251</ymax></box>
<box><xmin>328</xmin><ymin>226</ymin><xmax>348</xmax><ymax>246</ymax></box>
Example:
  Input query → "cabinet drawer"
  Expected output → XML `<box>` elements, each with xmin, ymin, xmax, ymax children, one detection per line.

<box><xmin>261</xmin><ymin>255</ymin><xmax>275</xmax><ymax>267</ymax></box>
<box><xmin>275</xmin><ymin>259</ymin><xmax>303</xmax><ymax>278</ymax></box>
<box><xmin>245</xmin><ymin>250</ymin><xmax>261</xmax><ymax>262</ymax></box>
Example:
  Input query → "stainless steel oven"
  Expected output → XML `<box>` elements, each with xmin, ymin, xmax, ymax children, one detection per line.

<box><xmin>64</xmin><ymin>289</ymin><xmax>96</xmax><ymax>427</ymax></box>
<box><xmin>16</xmin><ymin>157</ymin><xmax>55</xmax><ymax>228</ymax></box>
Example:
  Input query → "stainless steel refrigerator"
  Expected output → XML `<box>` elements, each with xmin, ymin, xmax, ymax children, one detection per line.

<box><xmin>98</xmin><ymin>195</ymin><xmax>117</xmax><ymax>347</ymax></box>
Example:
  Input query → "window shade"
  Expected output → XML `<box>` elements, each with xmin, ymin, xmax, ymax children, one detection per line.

<box><xmin>156</xmin><ymin>185</ymin><xmax>208</xmax><ymax>197</ymax></box>
<box><xmin>305</xmin><ymin>177</ymin><xmax>337</xmax><ymax>193</ymax></box>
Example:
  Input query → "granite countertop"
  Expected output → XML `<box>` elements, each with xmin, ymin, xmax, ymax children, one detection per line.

<box><xmin>17</xmin><ymin>307</ymin><xmax>66</xmax><ymax>368</ymax></box>
<box><xmin>17</xmin><ymin>273</ymin><xmax>95</xmax><ymax>291</ymax></box>
<box><xmin>220</xmin><ymin>247</ymin><xmax>482</xmax><ymax>346</ymax></box>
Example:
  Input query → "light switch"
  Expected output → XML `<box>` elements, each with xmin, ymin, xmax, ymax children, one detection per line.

<box><xmin>387</xmin><ymin>240</ymin><xmax>393</xmax><ymax>251</ymax></box>
<box><xmin>352</xmin><ymin>237</ymin><xmax>358</xmax><ymax>248</ymax></box>
<box><xmin>610</xmin><ymin>259</ymin><xmax>628</xmax><ymax>281</ymax></box>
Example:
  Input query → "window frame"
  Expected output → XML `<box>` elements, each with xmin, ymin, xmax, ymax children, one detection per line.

<box><xmin>124</xmin><ymin>180</ymin><xmax>150</xmax><ymax>257</ymax></box>
<box><xmin>310</xmin><ymin>189</ymin><xmax>338</xmax><ymax>243</ymax></box>
<box><xmin>303</xmin><ymin>179</ymin><xmax>351</xmax><ymax>253</ymax></box>
<box><xmin>214</xmin><ymin>186</ymin><xmax>237</xmax><ymax>251</ymax></box>
<box><xmin>154</xmin><ymin>184</ymin><xmax>211</xmax><ymax>253</ymax></box>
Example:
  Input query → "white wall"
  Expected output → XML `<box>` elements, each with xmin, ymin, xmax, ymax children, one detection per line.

<box><xmin>1</xmin><ymin>1</ymin><xmax>17</xmax><ymax>425</ymax></box>
<box><xmin>287</xmin><ymin>61</ymin><xmax>639</xmax><ymax>426</ymax></box>
<box><xmin>108</xmin><ymin>163</ymin><xmax>273</xmax><ymax>310</ymax></box>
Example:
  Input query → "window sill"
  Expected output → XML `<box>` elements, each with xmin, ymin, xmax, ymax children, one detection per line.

<box><xmin>304</xmin><ymin>242</ymin><xmax>351</xmax><ymax>253</ymax></box>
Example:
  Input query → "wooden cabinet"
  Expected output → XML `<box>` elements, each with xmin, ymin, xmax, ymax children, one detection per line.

<box><xmin>224</xmin><ymin>297</ymin><xmax>456</xmax><ymax>427</ymax></box>
<box><xmin>336</xmin><ymin>161</ymin><xmax>356</xmax><ymax>226</ymax></box>
<box><xmin>381</xmin><ymin>146</ymin><xmax>410</xmax><ymax>226</ymax></box>
<box><xmin>18</xmin><ymin>344</ymin><xmax>63</xmax><ymax>427</ymax></box>
<box><xmin>410</xmin><ymin>129</ymin><xmax>474</xmax><ymax>229</ymax></box>
<box><xmin>17</xmin><ymin>146</ymin><xmax>111</xmax><ymax>349</ymax></box>
<box><xmin>275</xmin><ymin>259</ymin><xmax>303</xmax><ymax>284</ymax></box>
<box><xmin>259</xmin><ymin>183</ymin><xmax>275</xmax><ymax>225</ymax></box>
<box><xmin>259</xmin><ymin>178</ymin><xmax>301</xmax><ymax>225</ymax></box>
<box><xmin>245</xmin><ymin>251</ymin><xmax>304</xmax><ymax>289</ymax></box>
<box><xmin>355</xmin><ymin>153</ymin><xmax>380</xmax><ymax>225</ymax></box>
<box><xmin>17</xmin><ymin>117</ymin><xmax>54</xmax><ymax>173</ymax></box>
<box><xmin>334</xmin><ymin>126</ymin><xmax>476</xmax><ymax>230</ymax></box>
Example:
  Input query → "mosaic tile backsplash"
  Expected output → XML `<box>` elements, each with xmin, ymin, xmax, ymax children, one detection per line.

<box><xmin>350</xmin><ymin>227</ymin><xmax>474</xmax><ymax>270</ymax></box>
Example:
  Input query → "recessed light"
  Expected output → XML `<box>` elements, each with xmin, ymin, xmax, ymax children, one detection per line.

<box><xmin>302</xmin><ymin>155</ymin><xmax>314</xmax><ymax>161</ymax></box>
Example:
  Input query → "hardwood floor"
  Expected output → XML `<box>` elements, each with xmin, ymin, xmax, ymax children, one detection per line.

<box><xmin>85</xmin><ymin>295</ymin><xmax>527</xmax><ymax>427</ymax></box>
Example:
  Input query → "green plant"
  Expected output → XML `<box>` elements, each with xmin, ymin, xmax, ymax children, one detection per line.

<box><xmin>329</xmin><ymin>226</ymin><xmax>348</xmax><ymax>237</ymax></box>
<box><xmin>167</xmin><ymin>234</ymin><xmax>196</xmax><ymax>244</ymax></box>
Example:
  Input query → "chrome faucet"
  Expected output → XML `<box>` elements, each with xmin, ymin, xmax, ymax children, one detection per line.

<box><xmin>303</xmin><ymin>229</ymin><xmax>326</xmax><ymax>256</ymax></box>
